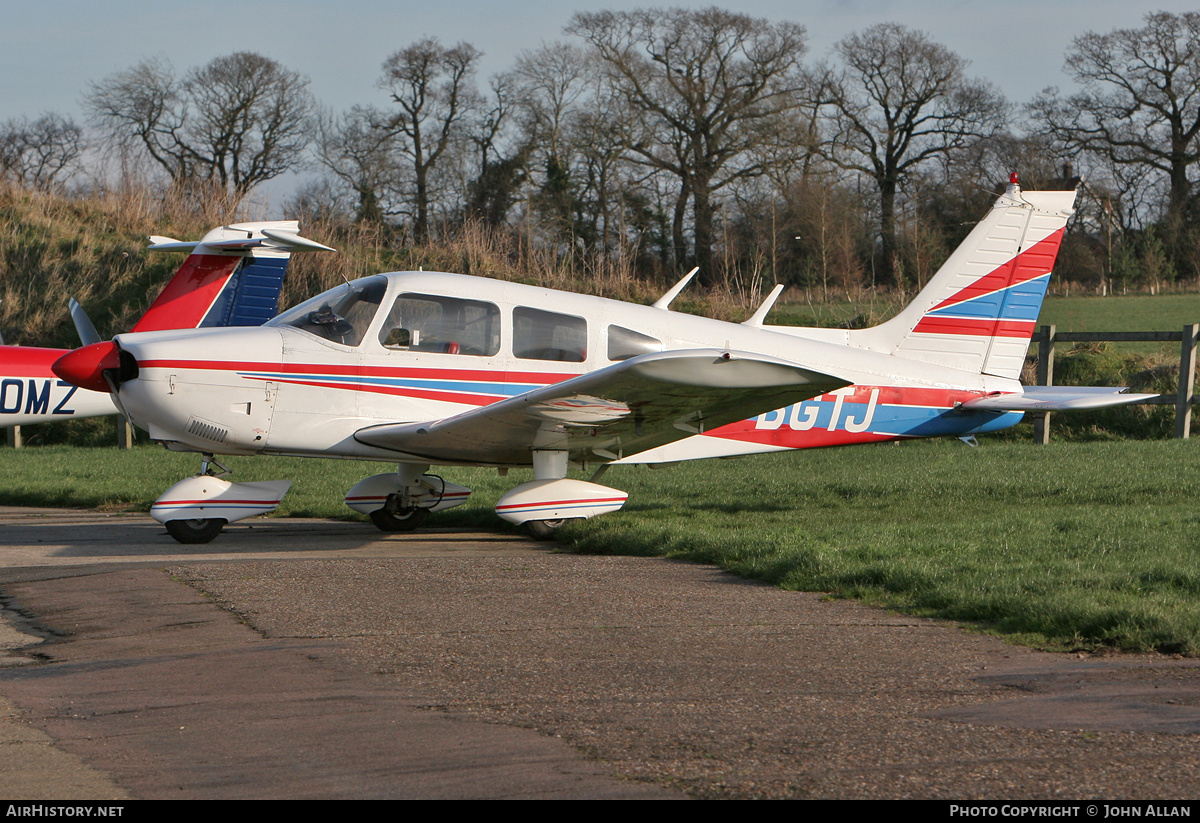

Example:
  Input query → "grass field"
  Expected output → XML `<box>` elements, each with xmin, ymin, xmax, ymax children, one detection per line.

<box><xmin>2</xmin><ymin>438</ymin><xmax>1197</xmax><ymax>655</ymax></box>
<box><xmin>770</xmin><ymin>291</ymin><xmax>1200</xmax><ymax>332</ymax></box>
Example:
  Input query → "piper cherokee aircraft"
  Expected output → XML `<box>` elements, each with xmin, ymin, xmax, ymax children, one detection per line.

<box><xmin>53</xmin><ymin>176</ymin><xmax>1154</xmax><ymax>543</ymax></box>
<box><xmin>1</xmin><ymin>221</ymin><xmax>332</xmax><ymax>428</ymax></box>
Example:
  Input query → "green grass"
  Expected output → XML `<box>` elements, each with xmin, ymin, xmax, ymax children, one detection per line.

<box><xmin>766</xmin><ymin>292</ymin><xmax>1200</xmax><ymax>333</ymax></box>
<box><xmin>3</xmin><ymin>439</ymin><xmax>1198</xmax><ymax>655</ymax></box>
<box><xmin>1040</xmin><ymin>293</ymin><xmax>1200</xmax><ymax>335</ymax></box>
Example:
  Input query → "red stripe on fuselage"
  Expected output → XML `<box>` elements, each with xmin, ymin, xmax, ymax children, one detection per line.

<box><xmin>0</xmin><ymin>346</ymin><xmax>68</xmax><ymax>377</ymax></box>
<box><xmin>134</xmin><ymin>358</ymin><xmax>579</xmax><ymax>386</ymax></box>
<box><xmin>709</xmin><ymin>384</ymin><xmax>987</xmax><ymax>448</ymax></box>
<box><xmin>133</xmin><ymin>359</ymin><xmax>583</xmax><ymax>391</ymax></box>
<box><xmin>245</xmin><ymin>375</ymin><xmax>511</xmax><ymax>406</ymax></box>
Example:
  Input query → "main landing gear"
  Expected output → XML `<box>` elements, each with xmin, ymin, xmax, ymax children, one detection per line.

<box><xmin>369</xmin><ymin>501</ymin><xmax>430</xmax><ymax>532</ymax></box>
<box><xmin>494</xmin><ymin>451</ymin><xmax>627</xmax><ymax>540</ymax></box>
<box><xmin>525</xmin><ymin>518</ymin><xmax>566</xmax><ymax>540</ymax></box>
<box><xmin>345</xmin><ymin>464</ymin><xmax>472</xmax><ymax>533</ymax></box>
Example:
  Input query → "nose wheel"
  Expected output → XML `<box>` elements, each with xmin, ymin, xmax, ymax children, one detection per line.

<box><xmin>165</xmin><ymin>518</ymin><xmax>227</xmax><ymax>544</ymax></box>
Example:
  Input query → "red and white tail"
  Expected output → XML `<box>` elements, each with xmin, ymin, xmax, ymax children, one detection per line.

<box><xmin>133</xmin><ymin>221</ymin><xmax>333</xmax><ymax>333</ymax></box>
<box><xmin>856</xmin><ymin>177</ymin><xmax>1077</xmax><ymax>380</ymax></box>
<box><xmin>1</xmin><ymin>221</ymin><xmax>332</xmax><ymax>427</ymax></box>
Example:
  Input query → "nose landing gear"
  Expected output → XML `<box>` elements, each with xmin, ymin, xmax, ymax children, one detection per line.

<box><xmin>154</xmin><ymin>453</ymin><xmax>292</xmax><ymax>544</ymax></box>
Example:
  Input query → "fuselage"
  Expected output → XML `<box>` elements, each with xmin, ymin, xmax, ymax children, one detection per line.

<box><xmin>1</xmin><ymin>346</ymin><xmax>117</xmax><ymax>425</ymax></box>
<box><xmin>110</xmin><ymin>271</ymin><xmax>1022</xmax><ymax>465</ymax></box>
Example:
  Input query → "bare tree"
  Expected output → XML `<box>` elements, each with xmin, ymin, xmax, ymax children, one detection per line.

<box><xmin>464</xmin><ymin>73</ymin><xmax>532</xmax><ymax>228</ymax></box>
<box><xmin>314</xmin><ymin>106</ymin><xmax>404</xmax><ymax>225</ymax></box>
<box><xmin>1030</xmin><ymin>12</ymin><xmax>1200</xmax><ymax>238</ymax></box>
<box><xmin>0</xmin><ymin>112</ymin><xmax>84</xmax><ymax>191</ymax></box>
<box><xmin>513</xmin><ymin>42</ymin><xmax>591</xmax><ymax>170</ymax></box>
<box><xmin>818</xmin><ymin>23</ymin><xmax>1005</xmax><ymax>286</ymax></box>
<box><xmin>85</xmin><ymin>53</ymin><xmax>315</xmax><ymax>196</ymax></box>
<box><xmin>568</xmin><ymin>7</ymin><xmax>809</xmax><ymax>283</ymax></box>
<box><xmin>185</xmin><ymin>53</ymin><xmax>316</xmax><ymax>194</ymax></box>
<box><xmin>85</xmin><ymin>57</ymin><xmax>192</xmax><ymax>183</ymax></box>
<box><xmin>378</xmin><ymin>38</ymin><xmax>482</xmax><ymax>242</ymax></box>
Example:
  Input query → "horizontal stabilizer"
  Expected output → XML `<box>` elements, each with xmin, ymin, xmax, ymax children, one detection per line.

<box><xmin>147</xmin><ymin>223</ymin><xmax>335</xmax><ymax>255</ymax></box>
<box><xmin>261</xmin><ymin>228</ymin><xmax>337</xmax><ymax>252</ymax></box>
<box><xmin>960</xmin><ymin>386</ymin><xmax>1159</xmax><ymax>411</ymax></box>
<box><xmin>147</xmin><ymin>237</ymin><xmax>199</xmax><ymax>252</ymax></box>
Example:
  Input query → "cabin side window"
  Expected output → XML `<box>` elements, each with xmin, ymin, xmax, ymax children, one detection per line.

<box><xmin>378</xmin><ymin>294</ymin><xmax>500</xmax><ymax>356</ymax></box>
<box><xmin>513</xmin><ymin>307</ymin><xmax>587</xmax><ymax>362</ymax></box>
<box><xmin>607</xmin><ymin>325</ymin><xmax>663</xmax><ymax>361</ymax></box>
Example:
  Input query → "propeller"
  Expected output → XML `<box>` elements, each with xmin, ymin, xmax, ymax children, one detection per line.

<box><xmin>68</xmin><ymin>298</ymin><xmax>102</xmax><ymax>347</ymax></box>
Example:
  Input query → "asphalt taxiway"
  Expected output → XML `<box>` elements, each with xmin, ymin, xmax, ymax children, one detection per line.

<box><xmin>1</xmin><ymin>507</ymin><xmax>1198</xmax><ymax>799</ymax></box>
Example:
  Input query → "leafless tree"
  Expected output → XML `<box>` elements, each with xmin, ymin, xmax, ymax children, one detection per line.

<box><xmin>513</xmin><ymin>42</ymin><xmax>592</xmax><ymax>170</ymax></box>
<box><xmin>378</xmin><ymin>38</ymin><xmax>482</xmax><ymax>242</ymax></box>
<box><xmin>818</xmin><ymin>23</ymin><xmax>1006</xmax><ymax>286</ymax></box>
<box><xmin>314</xmin><ymin>106</ymin><xmax>404</xmax><ymax>224</ymax></box>
<box><xmin>85</xmin><ymin>52</ymin><xmax>315</xmax><ymax>196</ymax></box>
<box><xmin>568</xmin><ymin>7</ymin><xmax>809</xmax><ymax>283</ymax></box>
<box><xmin>1030</xmin><ymin>11</ymin><xmax>1200</xmax><ymax>236</ymax></box>
<box><xmin>0</xmin><ymin>112</ymin><xmax>85</xmax><ymax>191</ymax></box>
<box><xmin>185</xmin><ymin>53</ymin><xmax>316</xmax><ymax>194</ymax></box>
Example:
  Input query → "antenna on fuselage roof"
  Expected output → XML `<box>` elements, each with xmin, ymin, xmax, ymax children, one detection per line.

<box><xmin>742</xmin><ymin>283</ymin><xmax>785</xmax><ymax>328</ymax></box>
<box><xmin>652</xmin><ymin>267</ymin><xmax>699</xmax><ymax>310</ymax></box>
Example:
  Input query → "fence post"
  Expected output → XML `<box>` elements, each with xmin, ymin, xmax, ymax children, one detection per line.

<box><xmin>117</xmin><ymin>419</ymin><xmax>133</xmax><ymax>449</ymax></box>
<box><xmin>4</xmin><ymin>425</ymin><xmax>20</xmax><ymax>449</ymax></box>
<box><xmin>1175</xmin><ymin>323</ymin><xmax>1197</xmax><ymax>439</ymax></box>
<box><xmin>1033</xmin><ymin>324</ymin><xmax>1055</xmax><ymax>445</ymax></box>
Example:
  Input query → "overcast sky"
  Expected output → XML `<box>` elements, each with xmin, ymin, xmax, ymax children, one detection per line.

<box><xmin>3</xmin><ymin>1</ymin><xmax>1193</xmax><ymax>209</ymax></box>
<box><xmin>6</xmin><ymin>0</ymin><xmax>1197</xmax><ymax>121</ymax></box>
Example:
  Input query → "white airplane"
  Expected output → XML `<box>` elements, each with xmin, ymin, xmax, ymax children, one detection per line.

<box><xmin>53</xmin><ymin>176</ymin><xmax>1154</xmax><ymax>543</ymax></box>
<box><xmin>1</xmin><ymin>222</ymin><xmax>332</xmax><ymax>428</ymax></box>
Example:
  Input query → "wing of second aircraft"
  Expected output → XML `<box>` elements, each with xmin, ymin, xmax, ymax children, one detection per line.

<box><xmin>353</xmin><ymin>348</ymin><xmax>851</xmax><ymax>465</ymax></box>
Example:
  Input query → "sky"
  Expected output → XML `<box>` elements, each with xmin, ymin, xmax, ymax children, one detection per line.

<box><xmin>2</xmin><ymin>0</ymin><xmax>1195</xmax><ymax>208</ymax></box>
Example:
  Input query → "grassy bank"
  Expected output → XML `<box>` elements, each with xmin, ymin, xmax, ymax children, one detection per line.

<box><xmin>2</xmin><ymin>438</ymin><xmax>1197</xmax><ymax>655</ymax></box>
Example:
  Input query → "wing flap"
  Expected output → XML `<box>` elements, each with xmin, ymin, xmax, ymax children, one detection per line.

<box><xmin>354</xmin><ymin>348</ymin><xmax>851</xmax><ymax>465</ymax></box>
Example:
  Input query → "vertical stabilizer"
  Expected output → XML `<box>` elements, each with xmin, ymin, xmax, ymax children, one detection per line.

<box><xmin>132</xmin><ymin>221</ymin><xmax>332</xmax><ymax>334</ymax></box>
<box><xmin>857</xmin><ymin>178</ymin><xmax>1076</xmax><ymax>380</ymax></box>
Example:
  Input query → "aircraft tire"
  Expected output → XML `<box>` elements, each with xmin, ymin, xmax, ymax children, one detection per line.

<box><xmin>165</xmin><ymin>518</ymin><xmax>227</xmax><ymax>544</ymax></box>
<box><xmin>526</xmin><ymin>519</ymin><xmax>566</xmax><ymax>540</ymax></box>
<box><xmin>369</xmin><ymin>507</ymin><xmax>429</xmax><ymax>532</ymax></box>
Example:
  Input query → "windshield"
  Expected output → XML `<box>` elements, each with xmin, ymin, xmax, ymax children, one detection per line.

<box><xmin>269</xmin><ymin>277</ymin><xmax>387</xmax><ymax>346</ymax></box>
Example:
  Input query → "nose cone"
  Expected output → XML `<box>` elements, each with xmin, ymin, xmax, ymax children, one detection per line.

<box><xmin>53</xmin><ymin>341</ymin><xmax>120</xmax><ymax>393</ymax></box>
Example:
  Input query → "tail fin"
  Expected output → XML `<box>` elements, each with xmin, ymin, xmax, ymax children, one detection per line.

<box><xmin>131</xmin><ymin>221</ymin><xmax>334</xmax><ymax>333</ymax></box>
<box><xmin>856</xmin><ymin>177</ymin><xmax>1077</xmax><ymax>380</ymax></box>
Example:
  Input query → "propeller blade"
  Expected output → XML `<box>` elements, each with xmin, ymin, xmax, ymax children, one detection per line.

<box><xmin>69</xmin><ymin>298</ymin><xmax>102</xmax><ymax>347</ymax></box>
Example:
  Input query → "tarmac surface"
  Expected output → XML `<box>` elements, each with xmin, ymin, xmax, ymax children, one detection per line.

<box><xmin>1</xmin><ymin>506</ymin><xmax>1199</xmax><ymax>799</ymax></box>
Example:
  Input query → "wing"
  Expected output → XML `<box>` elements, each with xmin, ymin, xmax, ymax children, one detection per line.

<box><xmin>960</xmin><ymin>385</ymin><xmax>1159</xmax><ymax>411</ymax></box>
<box><xmin>354</xmin><ymin>348</ymin><xmax>851</xmax><ymax>465</ymax></box>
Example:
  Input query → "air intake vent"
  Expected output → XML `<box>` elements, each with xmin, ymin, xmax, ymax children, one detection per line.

<box><xmin>186</xmin><ymin>417</ymin><xmax>229</xmax><ymax>443</ymax></box>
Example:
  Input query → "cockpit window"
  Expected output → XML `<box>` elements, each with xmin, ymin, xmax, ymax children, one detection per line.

<box><xmin>270</xmin><ymin>277</ymin><xmax>387</xmax><ymax>347</ymax></box>
<box><xmin>379</xmin><ymin>293</ymin><xmax>500</xmax><ymax>356</ymax></box>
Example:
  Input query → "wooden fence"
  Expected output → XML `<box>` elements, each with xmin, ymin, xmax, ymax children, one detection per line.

<box><xmin>1031</xmin><ymin>323</ymin><xmax>1199</xmax><ymax>443</ymax></box>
